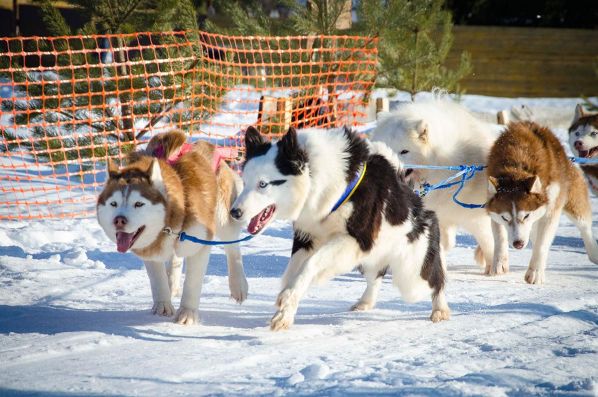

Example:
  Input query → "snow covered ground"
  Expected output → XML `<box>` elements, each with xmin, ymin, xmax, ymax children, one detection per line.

<box><xmin>1</xmin><ymin>93</ymin><xmax>598</xmax><ymax>396</ymax></box>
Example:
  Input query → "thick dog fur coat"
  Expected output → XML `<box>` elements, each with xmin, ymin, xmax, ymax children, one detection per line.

<box><xmin>231</xmin><ymin>126</ymin><xmax>450</xmax><ymax>331</ymax></box>
<box><xmin>486</xmin><ymin>121</ymin><xmax>598</xmax><ymax>283</ymax></box>
<box><xmin>97</xmin><ymin>131</ymin><xmax>247</xmax><ymax>325</ymax></box>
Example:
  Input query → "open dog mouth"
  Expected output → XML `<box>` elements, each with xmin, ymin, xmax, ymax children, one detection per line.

<box><xmin>115</xmin><ymin>226</ymin><xmax>145</xmax><ymax>253</ymax></box>
<box><xmin>577</xmin><ymin>146</ymin><xmax>598</xmax><ymax>158</ymax></box>
<box><xmin>247</xmin><ymin>205</ymin><xmax>276</xmax><ymax>235</ymax></box>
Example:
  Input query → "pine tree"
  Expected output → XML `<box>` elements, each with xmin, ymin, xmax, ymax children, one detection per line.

<box><xmin>1</xmin><ymin>0</ymin><xmax>231</xmax><ymax>162</ymax></box>
<box><xmin>359</xmin><ymin>0</ymin><xmax>472</xmax><ymax>100</ymax></box>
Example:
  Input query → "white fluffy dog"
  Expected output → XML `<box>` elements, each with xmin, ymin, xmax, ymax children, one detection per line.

<box><xmin>371</xmin><ymin>100</ymin><xmax>501</xmax><ymax>272</ymax></box>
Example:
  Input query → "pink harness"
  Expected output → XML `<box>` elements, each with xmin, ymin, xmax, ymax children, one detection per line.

<box><xmin>152</xmin><ymin>143</ymin><xmax>236</xmax><ymax>172</ymax></box>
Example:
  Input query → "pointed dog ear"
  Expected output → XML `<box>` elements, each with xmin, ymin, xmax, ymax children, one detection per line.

<box><xmin>107</xmin><ymin>158</ymin><xmax>119</xmax><ymax>179</ymax></box>
<box><xmin>244</xmin><ymin>126</ymin><xmax>270</xmax><ymax>161</ymax></box>
<box><xmin>148</xmin><ymin>159</ymin><xmax>166</xmax><ymax>196</ymax></box>
<box><xmin>487</xmin><ymin>176</ymin><xmax>499</xmax><ymax>196</ymax></box>
<box><xmin>277</xmin><ymin>126</ymin><xmax>307</xmax><ymax>175</ymax></box>
<box><xmin>280</xmin><ymin>126</ymin><xmax>299</xmax><ymax>154</ymax></box>
<box><xmin>525</xmin><ymin>175</ymin><xmax>542</xmax><ymax>194</ymax></box>
<box><xmin>573</xmin><ymin>104</ymin><xmax>585</xmax><ymax>123</ymax></box>
<box><xmin>416</xmin><ymin>120</ymin><xmax>428</xmax><ymax>143</ymax></box>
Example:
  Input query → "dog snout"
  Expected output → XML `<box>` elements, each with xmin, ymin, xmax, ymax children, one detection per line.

<box><xmin>230</xmin><ymin>207</ymin><xmax>243</xmax><ymax>220</ymax></box>
<box><xmin>574</xmin><ymin>140</ymin><xmax>584</xmax><ymax>150</ymax></box>
<box><xmin>113</xmin><ymin>215</ymin><xmax>128</xmax><ymax>228</ymax></box>
<box><xmin>513</xmin><ymin>240</ymin><xmax>525</xmax><ymax>250</ymax></box>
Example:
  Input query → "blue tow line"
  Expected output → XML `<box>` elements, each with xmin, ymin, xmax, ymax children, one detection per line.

<box><xmin>165</xmin><ymin>156</ymin><xmax>593</xmax><ymax>245</ymax></box>
<box><xmin>408</xmin><ymin>164</ymin><xmax>487</xmax><ymax>209</ymax></box>
<box><xmin>163</xmin><ymin>227</ymin><xmax>254</xmax><ymax>246</ymax></box>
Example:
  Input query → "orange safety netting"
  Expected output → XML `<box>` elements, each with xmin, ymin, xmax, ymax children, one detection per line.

<box><xmin>0</xmin><ymin>31</ymin><xmax>377</xmax><ymax>220</ymax></box>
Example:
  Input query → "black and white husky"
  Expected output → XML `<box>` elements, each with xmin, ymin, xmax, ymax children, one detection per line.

<box><xmin>231</xmin><ymin>126</ymin><xmax>450</xmax><ymax>330</ymax></box>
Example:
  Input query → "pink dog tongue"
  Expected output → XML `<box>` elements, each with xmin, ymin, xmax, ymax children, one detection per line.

<box><xmin>116</xmin><ymin>231</ymin><xmax>135</xmax><ymax>253</ymax></box>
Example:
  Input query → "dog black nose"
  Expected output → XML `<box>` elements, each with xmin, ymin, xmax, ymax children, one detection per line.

<box><xmin>513</xmin><ymin>240</ymin><xmax>525</xmax><ymax>250</ymax></box>
<box><xmin>113</xmin><ymin>215</ymin><xmax>128</xmax><ymax>228</ymax></box>
<box><xmin>230</xmin><ymin>208</ymin><xmax>243</xmax><ymax>220</ymax></box>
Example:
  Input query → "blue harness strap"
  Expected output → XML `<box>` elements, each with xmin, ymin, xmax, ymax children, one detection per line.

<box><xmin>571</xmin><ymin>156</ymin><xmax>598</xmax><ymax>165</ymax></box>
<box><xmin>163</xmin><ymin>227</ymin><xmax>254</xmax><ymax>246</ymax></box>
<box><xmin>330</xmin><ymin>163</ymin><xmax>367</xmax><ymax>213</ymax></box>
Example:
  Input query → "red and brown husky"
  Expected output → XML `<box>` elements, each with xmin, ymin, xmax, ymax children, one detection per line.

<box><xmin>97</xmin><ymin>131</ymin><xmax>247</xmax><ymax>325</ymax></box>
<box><xmin>485</xmin><ymin>121</ymin><xmax>598</xmax><ymax>284</ymax></box>
<box><xmin>568</xmin><ymin>104</ymin><xmax>598</xmax><ymax>196</ymax></box>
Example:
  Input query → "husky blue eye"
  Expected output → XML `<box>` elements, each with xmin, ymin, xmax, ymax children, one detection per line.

<box><xmin>110</xmin><ymin>201</ymin><xmax>117</xmax><ymax>207</ymax></box>
<box><xmin>592</xmin><ymin>131</ymin><xmax>598</xmax><ymax>137</ymax></box>
<box><xmin>576</xmin><ymin>131</ymin><xmax>581</xmax><ymax>137</ymax></box>
<box><xmin>258</xmin><ymin>181</ymin><xmax>268</xmax><ymax>189</ymax></box>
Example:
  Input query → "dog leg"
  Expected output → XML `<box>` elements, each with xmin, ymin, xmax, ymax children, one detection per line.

<box><xmin>219</xmin><ymin>224</ymin><xmax>248</xmax><ymax>303</ymax></box>
<box><xmin>526</xmin><ymin>210</ymin><xmax>561</xmax><ymax>284</ymax></box>
<box><xmin>144</xmin><ymin>260</ymin><xmax>174</xmax><ymax>316</ymax></box>
<box><xmin>489</xmin><ymin>220</ymin><xmax>509</xmax><ymax>276</ymax></box>
<box><xmin>564</xmin><ymin>175</ymin><xmax>598</xmax><ymax>264</ymax></box>
<box><xmin>166</xmin><ymin>255</ymin><xmax>183</xmax><ymax>298</ymax></box>
<box><xmin>350</xmin><ymin>266</ymin><xmax>386</xmax><ymax>311</ymax></box>
<box><xmin>281</xmin><ymin>248</ymin><xmax>313</xmax><ymax>290</ymax></box>
<box><xmin>430</xmin><ymin>289</ymin><xmax>451</xmax><ymax>323</ymax></box>
<box><xmin>271</xmin><ymin>236</ymin><xmax>362</xmax><ymax>331</ymax></box>
<box><xmin>175</xmin><ymin>247</ymin><xmax>211</xmax><ymax>325</ymax></box>
<box><xmin>439</xmin><ymin>224</ymin><xmax>455</xmax><ymax>270</ymax></box>
<box><xmin>463</xmin><ymin>217</ymin><xmax>496</xmax><ymax>274</ymax></box>
<box><xmin>224</xmin><ymin>244</ymin><xmax>248</xmax><ymax>303</ymax></box>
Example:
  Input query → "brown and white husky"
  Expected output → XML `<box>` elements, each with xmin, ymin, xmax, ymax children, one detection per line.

<box><xmin>568</xmin><ymin>104</ymin><xmax>598</xmax><ymax>196</ymax></box>
<box><xmin>485</xmin><ymin>121</ymin><xmax>598</xmax><ymax>284</ymax></box>
<box><xmin>97</xmin><ymin>130</ymin><xmax>247</xmax><ymax>325</ymax></box>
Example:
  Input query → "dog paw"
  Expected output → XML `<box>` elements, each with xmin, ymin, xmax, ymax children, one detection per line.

<box><xmin>430</xmin><ymin>309</ymin><xmax>451</xmax><ymax>323</ymax></box>
<box><xmin>350</xmin><ymin>301</ymin><xmax>374</xmax><ymax>311</ymax></box>
<box><xmin>524</xmin><ymin>268</ymin><xmax>545</xmax><ymax>285</ymax></box>
<box><xmin>270</xmin><ymin>308</ymin><xmax>296</xmax><ymax>331</ymax></box>
<box><xmin>275</xmin><ymin>288</ymin><xmax>298</xmax><ymax>309</ymax></box>
<box><xmin>486</xmin><ymin>257</ymin><xmax>509</xmax><ymax>276</ymax></box>
<box><xmin>229</xmin><ymin>273</ymin><xmax>248</xmax><ymax>303</ymax></box>
<box><xmin>174</xmin><ymin>307</ymin><xmax>199</xmax><ymax>325</ymax></box>
<box><xmin>152</xmin><ymin>301</ymin><xmax>174</xmax><ymax>316</ymax></box>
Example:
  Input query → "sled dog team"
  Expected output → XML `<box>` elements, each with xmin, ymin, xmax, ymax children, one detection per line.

<box><xmin>97</xmin><ymin>101</ymin><xmax>598</xmax><ymax>330</ymax></box>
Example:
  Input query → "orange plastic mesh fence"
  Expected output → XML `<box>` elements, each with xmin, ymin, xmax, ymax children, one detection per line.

<box><xmin>0</xmin><ymin>31</ymin><xmax>377</xmax><ymax>220</ymax></box>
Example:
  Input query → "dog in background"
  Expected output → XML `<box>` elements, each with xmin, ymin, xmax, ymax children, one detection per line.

<box><xmin>568</xmin><ymin>104</ymin><xmax>598</xmax><ymax>196</ymax></box>
<box><xmin>97</xmin><ymin>131</ymin><xmax>247</xmax><ymax>325</ymax></box>
<box><xmin>371</xmin><ymin>99</ymin><xmax>502</xmax><ymax>273</ymax></box>
<box><xmin>486</xmin><ymin>121</ymin><xmax>598</xmax><ymax>284</ymax></box>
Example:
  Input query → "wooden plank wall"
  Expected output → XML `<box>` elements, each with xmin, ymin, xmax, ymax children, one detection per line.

<box><xmin>446</xmin><ymin>26</ymin><xmax>598</xmax><ymax>98</ymax></box>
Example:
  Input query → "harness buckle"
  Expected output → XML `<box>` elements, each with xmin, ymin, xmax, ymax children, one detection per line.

<box><xmin>162</xmin><ymin>227</ymin><xmax>179</xmax><ymax>237</ymax></box>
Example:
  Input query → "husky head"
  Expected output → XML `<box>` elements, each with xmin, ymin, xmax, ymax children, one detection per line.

<box><xmin>97</xmin><ymin>158</ymin><xmax>167</xmax><ymax>253</ymax></box>
<box><xmin>569</xmin><ymin>104</ymin><xmax>598</xmax><ymax>159</ymax></box>
<box><xmin>374</xmin><ymin>113</ymin><xmax>432</xmax><ymax>181</ymax></box>
<box><xmin>230</xmin><ymin>126</ymin><xmax>309</xmax><ymax>235</ymax></box>
<box><xmin>485</xmin><ymin>175</ymin><xmax>548</xmax><ymax>250</ymax></box>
